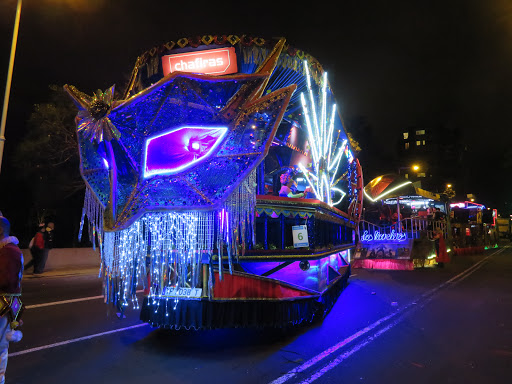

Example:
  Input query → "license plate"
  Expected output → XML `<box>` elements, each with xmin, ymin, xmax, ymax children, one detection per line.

<box><xmin>162</xmin><ymin>287</ymin><xmax>202</xmax><ymax>298</ymax></box>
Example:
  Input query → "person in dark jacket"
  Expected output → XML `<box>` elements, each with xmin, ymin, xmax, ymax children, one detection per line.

<box><xmin>0</xmin><ymin>216</ymin><xmax>24</xmax><ymax>383</ymax></box>
<box><xmin>24</xmin><ymin>224</ymin><xmax>45</xmax><ymax>274</ymax></box>
<box><xmin>38</xmin><ymin>222</ymin><xmax>54</xmax><ymax>274</ymax></box>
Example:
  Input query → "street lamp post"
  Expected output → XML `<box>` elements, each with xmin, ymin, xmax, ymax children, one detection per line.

<box><xmin>0</xmin><ymin>0</ymin><xmax>23</xmax><ymax>174</ymax></box>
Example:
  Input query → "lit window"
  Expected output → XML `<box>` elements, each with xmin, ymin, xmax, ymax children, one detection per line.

<box><xmin>418</xmin><ymin>172</ymin><xmax>426</xmax><ymax>177</ymax></box>
<box><xmin>403</xmin><ymin>132</ymin><xmax>409</xmax><ymax>139</ymax></box>
<box><xmin>416</xmin><ymin>130</ymin><xmax>425</xmax><ymax>135</ymax></box>
<box><xmin>404</xmin><ymin>174</ymin><xmax>409</xmax><ymax>179</ymax></box>
<box><xmin>416</xmin><ymin>141</ymin><xmax>421</xmax><ymax>146</ymax></box>
<box><xmin>405</xmin><ymin>143</ymin><xmax>410</xmax><ymax>149</ymax></box>
<box><xmin>422</xmin><ymin>140</ymin><xmax>426</xmax><ymax>145</ymax></box>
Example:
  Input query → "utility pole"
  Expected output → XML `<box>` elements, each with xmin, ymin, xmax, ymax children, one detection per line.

<box><xmin>0</xmin><ymin>0</ymin><xmax>23</xmax><ymax>174</ymax></box>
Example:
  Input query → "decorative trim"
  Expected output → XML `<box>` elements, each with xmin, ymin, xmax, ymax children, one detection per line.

<box><xmin>125</xmin><ymin>35</ymin><xmax>325</xmax><ymax>97</ymax></box>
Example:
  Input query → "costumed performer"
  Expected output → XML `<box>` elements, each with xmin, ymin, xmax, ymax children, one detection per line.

<box><xmin>0</xmin><ymin>216</ymin><xmax>24</xmax><ymax>384</ymax></box>
<box><xmin>279</xmin><ymin>172</ymin><xmax>310</xmax><ymax>198</ymax></box>
<box><xmin>433</xmin><ymin>228</ymin><xmax>449</xmax><ymax>267</ymax></box>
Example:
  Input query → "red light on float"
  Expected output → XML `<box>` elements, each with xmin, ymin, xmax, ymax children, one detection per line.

<box><xmin>162</xmin><ymin>47</ymin><xmax>238</xmax><ymax>76</ymax></box>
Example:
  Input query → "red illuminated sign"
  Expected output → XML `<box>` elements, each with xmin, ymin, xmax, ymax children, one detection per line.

<box><xmin>162</xmin><ymin>47</ymin><xmax>238</xmax><ymax>76</ymax></box>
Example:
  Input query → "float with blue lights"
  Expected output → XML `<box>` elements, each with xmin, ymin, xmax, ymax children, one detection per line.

<box><xmin>64</xmin><ymin>35</ymin><xmax>363</xmax><ymax>329</ymax></box>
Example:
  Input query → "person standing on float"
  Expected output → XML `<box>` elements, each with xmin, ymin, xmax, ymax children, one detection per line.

<box><xmin>433</xmin><ymin>228</ymin><xmax>450</xmax><ymax>267</ymax></box>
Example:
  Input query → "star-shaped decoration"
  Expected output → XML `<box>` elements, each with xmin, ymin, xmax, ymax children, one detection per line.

<box><xmin>65</xmin><ymin>85</ymin><xmax>121</xmax><ymax>143</ymax></box>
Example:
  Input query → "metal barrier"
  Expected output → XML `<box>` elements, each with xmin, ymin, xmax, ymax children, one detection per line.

<box><xmin>358</xmin><ymin>217</ymin><xmax>447</xmax><ymax>240</ymax></box>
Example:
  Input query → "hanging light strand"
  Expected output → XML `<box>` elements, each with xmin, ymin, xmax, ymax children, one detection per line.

<box><xmin>97</xmin><ymin>169</ymin><xmax>257</xmax><ymax>310</ymax></box>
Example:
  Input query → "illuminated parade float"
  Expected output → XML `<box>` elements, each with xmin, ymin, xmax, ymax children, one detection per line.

<box><xmin>64</xmin><ymin>36</ymin><xmax>363</xmax><ymax>329</ymax></box>
<box><xmin>355</xmin><ymin>174</ymin><xmax>446</xmax><ymax>270</ymax></box>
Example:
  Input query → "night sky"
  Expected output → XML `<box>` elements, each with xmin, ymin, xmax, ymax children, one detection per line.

<box><xmin>1</xmin><ymin>0</ymin><xmax>511</xmax><ymax>213</ymax></box>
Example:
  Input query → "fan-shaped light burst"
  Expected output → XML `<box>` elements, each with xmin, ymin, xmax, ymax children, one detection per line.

<box><xmin>300</xmin><ymin>61</ymin><xmax>350</xmax><ymax>206</ymax></box>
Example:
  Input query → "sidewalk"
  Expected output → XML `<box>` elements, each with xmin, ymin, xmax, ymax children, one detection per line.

<box><xmin>22</xmin><ymin>247</ymin><xmax>100</xmax><ymax>279</ymax></box>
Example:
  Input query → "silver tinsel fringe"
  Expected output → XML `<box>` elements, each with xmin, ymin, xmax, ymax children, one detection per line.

<box><xmin>79</xmin><ymin>187</ymin><xmax>104</xmax><ymax>252</ymax></box>
<box><xmin>93</xmin><ymin>170</ymin><xmax>257</xmax><ymax>307</ymax></box>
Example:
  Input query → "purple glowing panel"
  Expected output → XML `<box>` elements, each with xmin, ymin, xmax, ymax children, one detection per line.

<box><xmin>143</xmin><ymin>126</ymin><xmax>227</xmax><ymax>178</ymax></box>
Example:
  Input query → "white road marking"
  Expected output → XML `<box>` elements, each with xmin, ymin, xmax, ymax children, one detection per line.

<box><xmin>25</xmin><ymin>295</ymin><xmax>104</xmax><ymax>309</ymax></box>
<box><xmin>25</xmin><ymin>290</ymin><xmax>144</xmax><ymax>309</ymax></box>
<box><xmin>11</xmin><ymin>289</ymin><xmax>149</xmax><ymax>357</ymax></box>
<box><xmin>299</xmin><ymin>311</ymin><xmax>420</xmax><ymax>384</ymax></box>
<box><xmin>270</xmin><ymin>247</ymin><xmax>506</xmax><ymax>384</ymax></box>
<box><xmin>9</xmin><ymin>323</ymin><xmax>149</xmax><ymax>357</ymax></box>
<box><xmin>11</xmin><ymin>248</ymin><xmax>507</xmax><ymax>364</ymax></box>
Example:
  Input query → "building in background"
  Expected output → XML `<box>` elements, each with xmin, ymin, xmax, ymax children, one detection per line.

<box><xmin>396</xmin><ymin>125</ymin><xmax>468</xmax><ymax>196</ymax></box>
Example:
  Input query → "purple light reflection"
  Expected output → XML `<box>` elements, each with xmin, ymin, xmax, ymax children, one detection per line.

<box><xmin>143</xmin><ymin>126</ymin><xmax>227</xmax><ymax>178</ymax></box>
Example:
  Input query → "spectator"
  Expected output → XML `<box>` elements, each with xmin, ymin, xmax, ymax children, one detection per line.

<box><xmin>24</xmin><ymin>224</ymin><xmax>45</xmax><ymax>274</ymax></box>
<box><xmin>38</xmin><ymin>222</ymin><xmax>55</xmax><ymax>273</ymax></box>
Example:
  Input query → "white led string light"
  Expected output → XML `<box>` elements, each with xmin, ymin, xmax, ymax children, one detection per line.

<box><xmin>300</xmin><ymin>61</ymin><xmax>349</xmax><ymax>206</ymax></box>
<box><xmin>93</xmin><ymin>169</ymin><xmax>256</xmax><ymax>318</ymax></box>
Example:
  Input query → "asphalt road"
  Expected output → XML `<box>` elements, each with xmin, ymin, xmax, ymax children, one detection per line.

<box><xmin>6</xmin><ymin>244</ymin><xmax>512</xmax><ymax>384</ymax></box>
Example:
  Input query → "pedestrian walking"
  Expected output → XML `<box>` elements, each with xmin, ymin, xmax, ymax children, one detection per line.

<box><xmin>24</xmin><ymin>224</ymin><xmax>45</xmax><ymax>274</ymax></box>
<box><xmin>0</xmin><ymin>215</ymin><xmax>24</xmax><ymax>384</ymax></box>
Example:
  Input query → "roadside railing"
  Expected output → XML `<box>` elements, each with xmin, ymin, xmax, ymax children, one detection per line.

<box><xmin>358</xmin><ymin>217</ymin><xmax>448</xmax><ymax>241</ymax></box>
